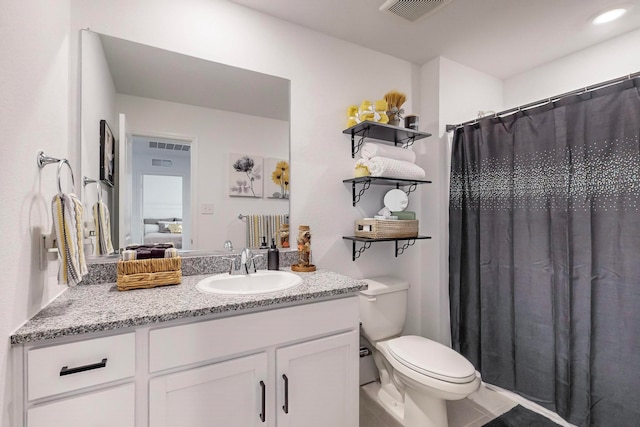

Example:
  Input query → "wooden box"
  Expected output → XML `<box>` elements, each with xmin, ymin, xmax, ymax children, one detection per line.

<box><xmin>354</xmin><ymin>219</ymin><xmax>418</xmax><ymax>239</ymax></box>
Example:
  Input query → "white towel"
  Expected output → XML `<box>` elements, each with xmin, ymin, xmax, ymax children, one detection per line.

<box><xmin>52</xmin><ymin>193</ymin><xmax>88</xmax><ymax>286</ymax></box>
<box><xmin>361</xmin><ymin>142</ymin><xmax>416</xmax><ymax>163</ymax></box>
<box><xmin>365</xmin><ymin>156</ymin><xmax>426</xmax><ymax>180</ymax></box>
<box><xmin>93</xmin><ymin>201</ymin><xmax>114</xmax><ymax>255</ymax></box>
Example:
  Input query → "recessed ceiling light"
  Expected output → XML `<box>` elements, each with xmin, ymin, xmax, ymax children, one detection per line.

<box><xmin>592</xmin><ymin>7</ymin><xmax>628</xmax><ymax>25</ymax></box>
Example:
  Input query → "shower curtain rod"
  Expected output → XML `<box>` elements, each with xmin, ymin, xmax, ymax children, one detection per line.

<box><xmin>445</xmin><ymin>71</ymin><xmax>640</xmax><ymax>132</ymax></box>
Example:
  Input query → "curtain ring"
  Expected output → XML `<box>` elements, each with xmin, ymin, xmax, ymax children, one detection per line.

<box><xmin>57</xmin><ymin>159</ymin><xmax>75</xmax><ymax>195</ymax></box>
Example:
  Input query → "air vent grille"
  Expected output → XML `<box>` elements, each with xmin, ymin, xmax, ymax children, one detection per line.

<box><xmin>149</xmin><ymin>141</ymin><xmax>190</xmax><ymax>151</ymax></box>
<box><xmin>379</xmin><ymin>0</ymin><xmax>452</xmax><ymax>22</ymax></box>
<box><xmin>151</xmin><ymin>159</ymin><xmax>173</xmax><ymax>167</ymax></box>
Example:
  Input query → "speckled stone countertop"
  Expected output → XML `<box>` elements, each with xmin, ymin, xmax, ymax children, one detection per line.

<box><xmin>11</xmin><ymin>269</ymin><xmax>367</xmax><ymax>345</ymax></box>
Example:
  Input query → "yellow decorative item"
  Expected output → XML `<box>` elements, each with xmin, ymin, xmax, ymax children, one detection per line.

<box><xmin>347</xmin><ymin>105</ymin><xmax>359</xmax><ymax>128</ymax></box>
<box><xmin>374</xmin><ymin>99</ymin><xmax>389</xmax><ymax>124</ymax></box>
<box><xmin>354</xmin><ymin>159</ymin><xmax>371</xmax><ymax>177</ymax></box>
<box><xmin>346</xmin><ymin>99</ymin><xmax>392</xmax><ymax>128</ymax></box>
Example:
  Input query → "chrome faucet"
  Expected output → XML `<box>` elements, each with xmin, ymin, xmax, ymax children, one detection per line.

<box><xmin>224</xmin><ymin>249</ymin><xmax>264</xmax><ymax>275</ymax></box>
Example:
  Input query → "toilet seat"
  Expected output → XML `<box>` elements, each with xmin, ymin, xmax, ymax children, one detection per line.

<box><xmin>386</xmin><ymin>335</ymin><xmax>477</xmax><ymax>384</ymax></box>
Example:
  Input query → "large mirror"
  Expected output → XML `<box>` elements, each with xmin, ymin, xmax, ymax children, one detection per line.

<box><xmin>80</xmin><ymin>30</ymin><xmax>290</xmax><ymax>256</ymax></box>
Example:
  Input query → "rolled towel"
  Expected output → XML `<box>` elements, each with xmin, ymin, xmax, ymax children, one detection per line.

<box><xmin>165</xmin><ymin>247</ymin><xmax>179</xmax><ymax>258</ymax></box>
<box><xmin>361</xmin><ymin>142</ymin><xmax>416</xmax><ymax>163</ymax></box>
<box><xmin>367</xmin><ymin>156</ymin><xmax>426</xmax><ymax>180</ymax></box>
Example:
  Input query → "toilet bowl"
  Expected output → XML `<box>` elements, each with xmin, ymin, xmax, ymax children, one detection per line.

<box><xmin>359</xmin><ymin>277</ymin><xmax>480</xmax><ymax>427</ymax></box>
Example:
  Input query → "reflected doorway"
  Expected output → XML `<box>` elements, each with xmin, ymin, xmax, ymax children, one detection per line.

<box><xmin>131</xmin><ymin>135</ymin><xmax>192</xmax><ymax>249</ymax></box>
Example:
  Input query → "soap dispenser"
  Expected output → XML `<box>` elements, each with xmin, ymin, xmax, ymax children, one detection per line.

<box><xmin>268</xmin><ymin>238</ymin><xmax>279</xmax><ymax>270</ymax></box>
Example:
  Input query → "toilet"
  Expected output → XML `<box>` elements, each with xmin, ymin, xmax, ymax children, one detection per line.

<box><xmin>359</xmin><ymin>276</ymin><xmax>481</xmax><ymax>427</ymax></box>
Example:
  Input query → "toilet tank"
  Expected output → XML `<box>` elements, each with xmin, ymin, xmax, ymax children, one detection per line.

<box><xmin>359</xmin><ymin>276</ymin><xmax>410</xmax><ymax>342</ymax></box>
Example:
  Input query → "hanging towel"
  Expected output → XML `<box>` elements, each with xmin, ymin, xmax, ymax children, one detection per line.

<box><xmin>52</xmin><ymin>193</ymin><xmax>88</xmax><ymax>286</ymax></box>
<box><xmin>365</xmin><ymin>156</ymin><xmax>426</xmax><ymax>180</ymax></box>
<box><xmin>93</xmin><ymin>201</ymin><xmax>114</xmax><ymax>255</ymax></box>
<box><xmin>246</xmin><ymin>214</ymin><xmax>288</xmax><ymax>248</ymax></box>
<box><xmin>361</xmin><ymin>142</ymin><xmax>416</xmax><ymax>163</ymax></box>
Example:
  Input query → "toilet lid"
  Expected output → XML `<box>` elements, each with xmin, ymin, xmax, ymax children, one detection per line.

<box><xmin>387</xmin><ymin>336</ymin><xmax>477</xmax><ymax>384</ymax></box>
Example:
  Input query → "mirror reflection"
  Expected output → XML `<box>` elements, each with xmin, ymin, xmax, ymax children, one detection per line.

<box><xmin>80</xmin><ymin>30</ymin><xmax>290</xmax><ymax>256</ymax></box>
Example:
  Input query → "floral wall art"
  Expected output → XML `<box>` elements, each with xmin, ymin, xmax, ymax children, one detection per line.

<box><xmin>265</xmin><ymin>157</ymin><xmax>290</xmax><ymax>199</ymax></box>
<box><xmin>229</xmin><ymin>153</ymin><xmax>263</xmax><ymax>197</ymax></box>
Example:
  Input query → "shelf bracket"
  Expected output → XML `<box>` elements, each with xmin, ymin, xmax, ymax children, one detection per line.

<box><xmin>351</xmin><ymin>240</ymin><xmax>372</xmax><ymax>261</ymax></box>
<box><xmin>395</xmin><ymin>238</ymin><xmax>417</xmax><ymax>257</ymax></box>
<box><xmin>351</xmin><ymin>128</ymin><xmax>370</xmax><ymax>158</ymax></box>
<box><xmin>405</xmin><ymin>183</ymin><xmax>418</xmax><ymax>196</ymax></box>
<box><xmin>395</xmin><ymin>135</ymin><xmax>416</xmax><ymax>149</ymax></box>
<box><xmin>352</xmin><ymin>180</ymin><xmax>371</xmax><ymax>206</ymax></box>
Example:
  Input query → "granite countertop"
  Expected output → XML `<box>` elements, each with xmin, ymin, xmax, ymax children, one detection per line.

<box><xmin>11</xmin><ymin>269</ymin><xmax>367</xmax><ymax>345</ymax></box>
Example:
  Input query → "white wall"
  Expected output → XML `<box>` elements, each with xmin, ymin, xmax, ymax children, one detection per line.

<box><xmin>0</xmin><ymin>1</ymin><xmax>71</xmax><ymax>424</ymax></box>
<box><xmin>417</xmin><ymin>57</ymin><xmax>503</xmax><ymax>343</ymax></box>
<box><xmin>117</xmin><ymin>94</ymin><xmax>289</xmax><ymax>250</ymax></box>
<box><xmin>504</xmin><ymin>27</ymin><xmax>640</xmax><ymax>108</ymax></box>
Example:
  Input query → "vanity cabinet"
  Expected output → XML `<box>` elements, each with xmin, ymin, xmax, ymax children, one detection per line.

<box><xmin>342</xmin><ymin>121</ymin><xmax>433</xmax><ymax>260</ymax></box>
<box><xmin>15</xmin><ymin>297</ymin><xmax>360</xmax><ymax>427</ymax></box>
<box><xmin>149</xmin><ymin>353</ymin><xmax>268</xmax><ymax>427</ymax></box>
<box><xmin>276</xmin><ymin>332</ymin><xmax>356</xmax><ymax>427</ymax></box>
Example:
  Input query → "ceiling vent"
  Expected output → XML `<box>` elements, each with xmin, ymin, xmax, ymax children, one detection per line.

<box><xmin>149</xmin><ymin>141</ymin><xmax>190</xmax><ymax>151</ymax></box>
<box><xmin>379</xmin><ymin>0</ymin><xmax>453</xmax><ymax>22</ymax></box>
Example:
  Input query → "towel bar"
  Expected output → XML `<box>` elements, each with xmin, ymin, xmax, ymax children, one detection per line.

<box><xmin>37</xmin><ymin>151</ymin><xmax>76</xmax><ymax>195</ymax></box>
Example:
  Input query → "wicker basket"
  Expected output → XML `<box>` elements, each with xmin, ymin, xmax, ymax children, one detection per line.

<box><xmin>116</xmin><ymin>257</ymin><xmax>182</xmax><ymax>291</ymax></box>
<box><xmin>354</xmin><ymin>219</ymin><xmax>419</xmax><ymax>239</ymax></box>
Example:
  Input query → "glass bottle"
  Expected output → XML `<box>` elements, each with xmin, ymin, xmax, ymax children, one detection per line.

<box><xmin>297</xmin><ymin>225</ymin><xmax>311</xmax><ymax>267</ymax></box>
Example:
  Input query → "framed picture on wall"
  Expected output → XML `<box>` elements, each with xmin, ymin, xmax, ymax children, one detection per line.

<box><xmin>229</xmin><ymin>153</ymin><xmax>263</xmax><ymax>198</ymax></box>
<box><xmin>100</xmin><ymin>119</ymin><xmax>115</xmax><ymax>187</ymax></box>
<box><xmin>264</xmin><ymin>157</ymin><xmax>289</xmax><ymax>199</ymax></box>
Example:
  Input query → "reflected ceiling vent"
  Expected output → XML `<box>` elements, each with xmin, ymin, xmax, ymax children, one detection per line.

<box><xmin>149</xmin><ymin>141</ymin><xmax>190</xmax><ymax>151</ymax></box>
<box><xmin>379</xmin><ymin>0</ymin><xmax>453</xmax><ymax>22</ymax></box>
<box><xmin>151</xmin><ymin>159</ymin><xmax>173</xmax><ymax>167</ymax></box>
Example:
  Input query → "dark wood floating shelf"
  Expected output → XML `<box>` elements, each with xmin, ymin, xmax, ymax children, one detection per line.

<box><xmin>343</xmin><ymin>177</ymin><xmax>432</xmax><ymax>206</ymax></box>
<box><xmin>343</xmin><ymin>121</ymin><xmax>432</xmax><ymax>158</ymax></box>
<box><xmin>342</xmin><ymin>235</ymin><xmax>432</xmax><ymax>261</ymax></box>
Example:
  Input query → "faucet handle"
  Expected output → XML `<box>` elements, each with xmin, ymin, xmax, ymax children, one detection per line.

<box><xmin>222</xmin><ymin>257</ymin><xmax>236</xmax><ymax>275</ymax></box>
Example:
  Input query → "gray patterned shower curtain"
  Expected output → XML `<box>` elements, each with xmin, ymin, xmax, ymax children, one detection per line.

<box><xmin>449</xmin><ymin>79</ymin><xmax>640</xmax><ymax>426</ymax></box>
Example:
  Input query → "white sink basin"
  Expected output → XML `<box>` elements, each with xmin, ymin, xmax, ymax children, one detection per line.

<box><xmin>195</xmin><ymin>270</ymin><xmax>303</xmax><ymax>295</ymax></box>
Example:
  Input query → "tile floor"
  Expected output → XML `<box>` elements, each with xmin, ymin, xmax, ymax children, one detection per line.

<box><xmin>359</xmin><ymin>381</ymin><xmax>577</xmax><ymax>427</ymax></box>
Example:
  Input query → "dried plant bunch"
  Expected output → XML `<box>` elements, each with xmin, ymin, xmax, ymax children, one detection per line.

<box><xmin>384</xmin><ymin>90</ymin><xmax>406</xmax><ymax>109</ymax></box>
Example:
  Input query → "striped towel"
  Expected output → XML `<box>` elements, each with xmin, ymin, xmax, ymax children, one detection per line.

<box><xmin>93</xmin><ymin>201</ymin><xmax>114</xmax><ymax>255</ymax></box>
<box><xmin>52</xmin><ymin>193</ymin><xmax>88</xmax><ymax>286</ymax></box>
<box><xmin>246</xmin><ymin>214</ymin><xmax>289</xmax><ymax>248</ymax></box>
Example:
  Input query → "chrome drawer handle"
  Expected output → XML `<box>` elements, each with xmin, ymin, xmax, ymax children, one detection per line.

<box><xmin>59</xmin><ymin>358</ymin><xmax>108</xmax><ymax>376</ymax></box>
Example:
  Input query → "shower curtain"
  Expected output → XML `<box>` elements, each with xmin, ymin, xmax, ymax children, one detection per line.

<box><xmin>449</xmin><ymin>79</ymin><xmax>640</xmax><ymax>426</ymax></box>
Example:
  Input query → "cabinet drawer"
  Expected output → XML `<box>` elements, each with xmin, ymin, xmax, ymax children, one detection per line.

<box><xmin>28</xmin><ymin>383</ymin><xmax>135</xmax><ymax>427</ymax></box>
<box><xmin>28</xmin><ymin>333</ymin><xmax>135</xmax><ymax>400</ymax></box>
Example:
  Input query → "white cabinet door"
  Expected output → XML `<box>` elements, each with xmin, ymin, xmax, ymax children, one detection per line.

<box><xmin>27</xmin><ymin>383</ymin><xmax>134</xmax><ymax>427</ymax></box>
<box><xmin>276</xmin><ymin>331</ymin><xmax>359</xmax><ymax>427</ymax></box>
<box><xmin>149</xmin><ymin>352</ymin><xmax>268</xmax><ymax>427</ymax></box>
